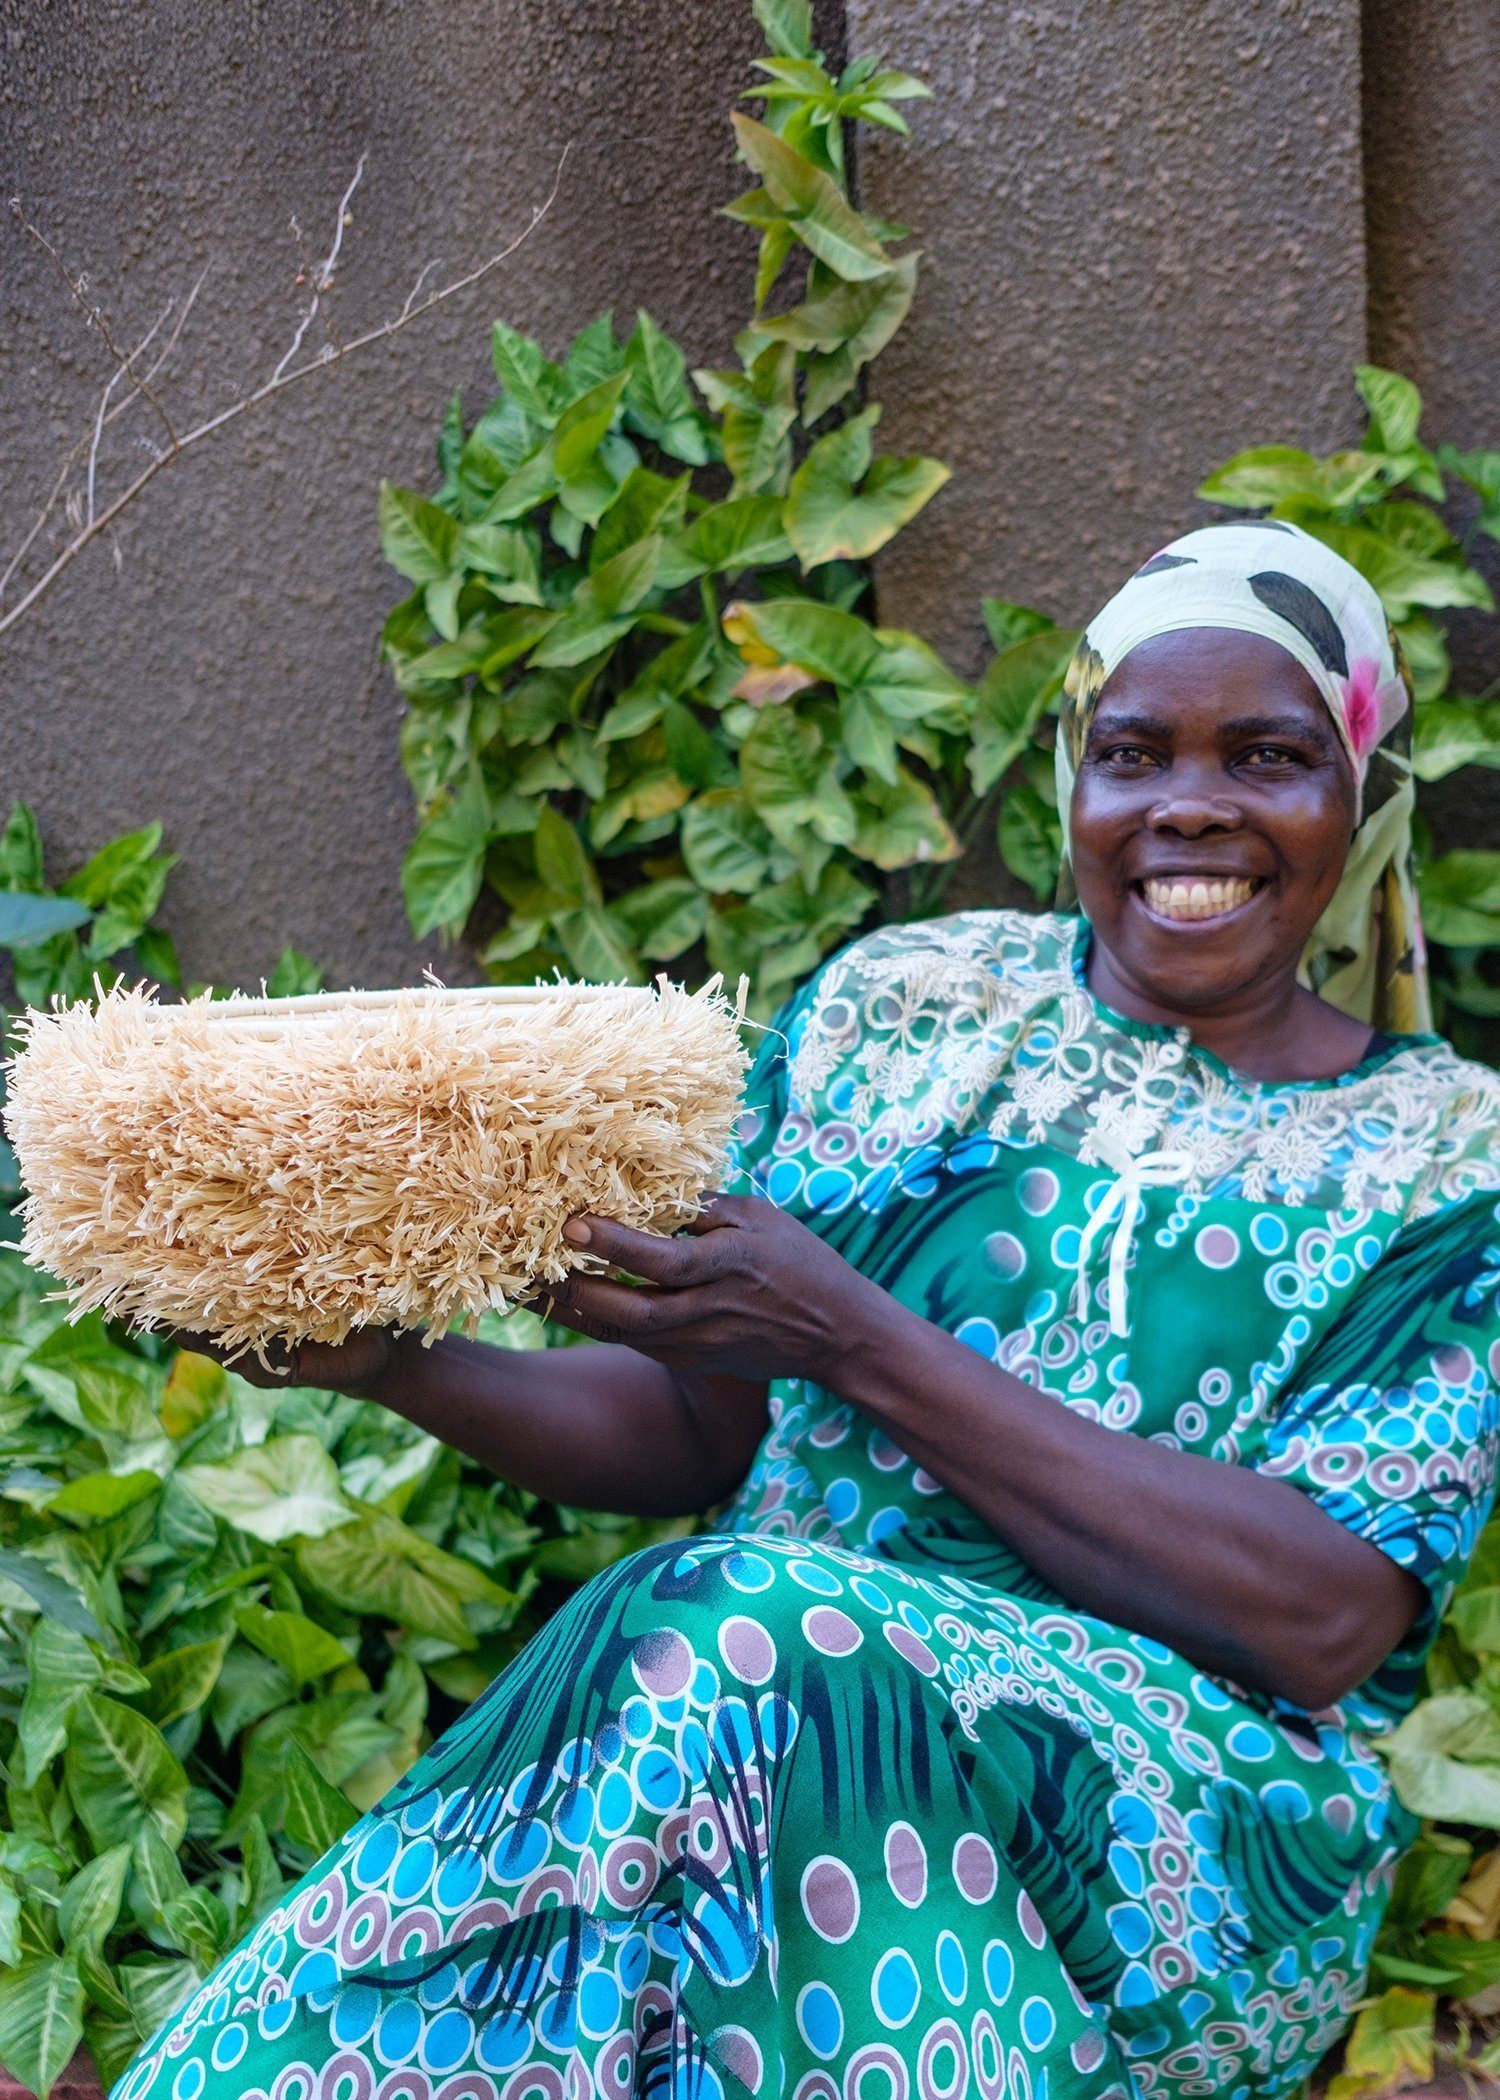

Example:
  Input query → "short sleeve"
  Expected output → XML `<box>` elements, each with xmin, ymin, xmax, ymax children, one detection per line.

<box><xmin>1255</xmin><ymin>1190</ymin><xmax>1500</xmax><ymax>1632</ymax></box>
<box><xmin>720</xmin><ymin>972</ymin><xmax>824</xmax><ymax>1198</ymax></box>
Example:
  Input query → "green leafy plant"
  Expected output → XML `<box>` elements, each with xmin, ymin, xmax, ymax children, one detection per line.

<box><xmin>0</xmin><ymin>812</ymin><xmax>690</xmax><ymax>2097</ymax></box>
<box><xmin>379</xmin><ymin>0</ymin><xmax>1078</xmax><ymax>1015</ymax></box>
<box><xmin>0</xmin><ymin>1251</ymin><xmax>685</xmax><ymax>2097</ymax></box>
<box><xmin>1201</xmin><ymin>365</ymin><xmax>1500</xmax><ymax>1059</ymax></box>
<box><xmin>0</xmin><ymin>802</ymin><xmax>324</xmax><ymax>1250</ymax></box>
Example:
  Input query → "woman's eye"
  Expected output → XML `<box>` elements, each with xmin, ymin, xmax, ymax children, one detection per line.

<box><xmin>1242</xmin><ymin>744</ymin><xmax>1303</xmax><ymax>767</ymax></box>
<box><xmin>1097</xmin><ymin>744</ymin><xmax>1157</xmax><ymax>767</ymax></box>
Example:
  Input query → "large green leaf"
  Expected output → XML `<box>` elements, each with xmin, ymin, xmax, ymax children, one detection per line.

<box><xmin>57</xmin><ymin>1845</ymin><xmax>131</xmax><ymax>1959</ymax></box>
<box><xmin>1304</xmin><ymin>520</ymin><xmax>1493</xmax><ymax>621</ymax></box>
<box><xmin>695</xmin><ymin>343</ymin><xmax>797</xmax><ymax>496</ymax></box>
<box><xmin>623</xmin><ymin>313</ymin><xmax>709</xmax><ymax>461</ymax></box>
<box><xmin>282</xmin><ymin>1738</ymin><xmax>359</xmax><ymax>1854</ymax></box>
<box><xmin>760</xmin><ymin>253</ymin><xmax>917</xmax><ymax>421</ymax></box>
<box><xmin>551</xmin><ymin>906</ymin><xmax>642</xmax><ymax>985</ymax></box>
<box><xmin>129</xmin><ymin>1819</ymin><xmax>190</xmax><ymax>1943</ymax></box>
<box><xmin>19</xmin><ymin>1622</ymin><xmax>102</xmax><ymax>1787</ymax></box>
<box><xmin>728</xmin><ymin>598</ymin><xmax>879</xmax><ymax>690</ymax></box>
<box><xmin>679</xmin><ymin>791</ymin><xmax>778</xmax><ymax>893</ymax></box>
<box><xmin>0</xmin><ymin>1550</ymin><xmax>104</xmax><ymax>1642</ymax></box>
<box><xmin>852</xmin><ymin>769</ymin><xmax>960</xmax><ymax>870</ymax></box>
<box><xmin>998</xmin><ymin>784</ymin><xmax>1064</xmax><ymax>903</ymax></box>
<box><xmin>657</xmin><ymin>496</ymin><xmax>793</xmax><ymax>587</ymax></box>
<box><xmin>1196</xmin><ymin>445</ymin><xmax>1384</xmax><ymax>511</ymax></box>
<box><xmin>59</xmin><ymin>823</ymin><xmax>162</xmax><ymax>908</ymax></box>
<box><xmin>1384</xmin><ymin>1690</ymin><xmax>1500</xmax><ymax>1824</ymax></box>
<box><xmin>0</xmin><ymin>1954</ymin><xmax>86</xmax><ymax>2100</ymax></box>
<box><xmin>379</xmin><ymin>483</ymin><xmax>460</xmax><ymax>585</ymax></box>
<box><xmin>785</xmin><ymin>406</ymin><xmax>948</xmax><ymax>567</ymax></box>
<box><xmin>753</xmin><ymin>0</ymin><xmax>813</xmax><ymax>58</ymax></box>
<box><xmin>968</xmin><ymin>628</ymin><xmax>1080</xmax><ymax>793</ymax></box>
<box><xmin>1412</xmin><ymin>696</ymin><xmax>1500</xmax><ymax>782</ymax></box>
<box><xmin>118</xmin><ymin>1955</ymin><xmax>197</xmax><ymax>2043</ymax></box>
<box><xmin>731</xmin><ymin>115</ymin><xmax>891</xmax><ymax>281</ymax></box>
<box><xmin>478</xmin><ymin>444</ymin><xmax>561</xmax><ymax>525</ymax></box>
<box><xmin>48</xmin><ymin>1469</ymin><xmax>159</xmax><ymax>1523</ymax></box>
<box><xmin>609</xmin><ymin>880</ymin><xmax>707</xmax><ymax>962</ymax></box>
<box><xmin>0</xmin><ymin>892</ymin><xmax>91</xmax><ymax>950</ymax></box>
<box><xmin>490</xmin><ymin>321</ymin><xmax>569</xmax><ymax>423</ymax></box>
<box><xmin>1355</xmin><ymin>364</ymin><xmax>1424</xmax><ymax>455</ymax></box>
<box><xmin>551</xmin><ymin>370</ymin><xmax>628</xmax><ymax>481</ymax></box>
<box><xmin>133</xmin><ymin>1638</ymin><xmax>229</xmax><ymax>1728</ymax></box>
<box><xmin>530</xmin><ymin>536</ymin><xmax>661</xmax><ymax>668</ymax></box>
<box><xmin>533</xmin><ymin>803</ymin><xmax>601</xmax><ymax>906</ymax></box>
<box><xmin>1</xmin><ymin>800</ymin><xmax>44</xmax><ymax>890</ymax></box>
<box><xmin>1418</xmin><ymin>852</ymin><xmax>1500</xmax><ymax>948</ymax></box>
<box><xmin>839</xmin><ymin>689</ymin><xmax>898</xmax><ymax>782</ymax></box>
<box><xmin>401</xmin><ymin>770</ymin><xmax>491</xmax><ymax>941</ymax></box>
<box><xmin>235</xmin><ymin>1605</ymin><xmax>351</xmax><ymax>1690</ymax></box>
<box><xmin>180</xmin><ymin>1434</ymin><xmax>355</xmax><ymax>1544</ymax></box>
<box><xmin>65</xmin><ymin>1694</ymin><xmax>188</xmax><ymax>1852</ymax></box>
<box><xmin>454</xmin><ymin>524</ymin><xmax>544</xmax><ymax>604</ymax></box>
<box><xmin>297</xmin><ymin>1503</ymin><xmax>513</xmax><ymax>1650</ymax></box>
<box><xmin>589</xmin><ymin>468</ymin><xmax>691</xmax><ymax>570</ymax></box>
<box><xmin>739</xmin><ymin>707</ymin><xmax>829</xmax><ymax>845</ymax></box>
<box><xmin>857</xmin><ymin>632</ymin><xmax>971</xmax><ymax>725</ymax></box>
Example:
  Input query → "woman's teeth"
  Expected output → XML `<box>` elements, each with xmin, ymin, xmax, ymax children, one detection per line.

<box><xmin>1141</xmin><ymin>876</ymin><xmax>1257</xmax><ymax>922</ymax></box>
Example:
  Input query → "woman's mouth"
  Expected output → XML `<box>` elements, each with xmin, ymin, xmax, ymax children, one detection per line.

<box><xmin>1136</xmin><ymin>875</ymin><xmax>1264</xmax><ymax>924</ymax></box>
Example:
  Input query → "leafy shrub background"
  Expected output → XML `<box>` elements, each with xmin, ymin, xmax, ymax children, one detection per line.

<box><xmin>0</xmin><ymin>814</ymin><xmax>695</xmax><ymax>2096</ymax></box>
<box><xmin>0</xmin><ymin>0</ymin><xmax>1498</xmax><ymax>2094</ymax></box>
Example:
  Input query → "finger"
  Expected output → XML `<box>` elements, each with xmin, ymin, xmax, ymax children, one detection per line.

<box><xmin>563</xmin><ymin>1216</ymin><xmax>714</xmax><ymax>1285</ymax></box>
<box><xmin>681</xmin><ymin>1191</ymin><xmax>753</xmax><ymax>1235</ymax></box>
<box><xmin>559</xmin><ymin>1272</ymin><xmax>728</xmax><ymax>1345</ymax></box>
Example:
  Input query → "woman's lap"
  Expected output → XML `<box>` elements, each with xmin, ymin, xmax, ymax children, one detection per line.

<box><xmin>111</xmin><ymin>1532</ymin><xmax>1393</xmax><ymax>2100</ymax></box>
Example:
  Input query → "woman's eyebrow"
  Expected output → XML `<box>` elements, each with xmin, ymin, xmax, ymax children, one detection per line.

<box><xmin>1087</xmin><ymin>709</ymin><xmax>1173</xmax><ymax>741</ymax></box>
<box><xmin>1219</xmin><ymin>712</ymin><xmax>1335</xmax><ymax>744</ymax></box>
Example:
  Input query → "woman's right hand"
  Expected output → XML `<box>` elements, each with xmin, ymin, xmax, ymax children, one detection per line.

<box><xmin>167</xmin><ymin>1326</ymin><xmax>399</xmax><ymax>1400</ymax></box>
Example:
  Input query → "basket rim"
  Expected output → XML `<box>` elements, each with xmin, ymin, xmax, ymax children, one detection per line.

<box><xmin>132</xmin><ymin>981</ymin><xmax>657</xmax><ymax>1033</ymax></box>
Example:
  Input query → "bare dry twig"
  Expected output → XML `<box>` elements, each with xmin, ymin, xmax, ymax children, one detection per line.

<box><xmin>0</xmin><ymin>145</ymin><xmax>571</xmax><ymax>644</ymax></box>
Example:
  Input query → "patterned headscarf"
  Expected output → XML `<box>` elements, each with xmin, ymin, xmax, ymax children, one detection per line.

<box><xmin>1054</xmin><ymin>520</ymin><xmax>1431</xmax><ymax>1033</ymax></box>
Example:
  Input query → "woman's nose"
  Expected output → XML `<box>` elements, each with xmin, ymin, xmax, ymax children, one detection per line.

<box><xmin>1146</xmin><ymin>794</ymin><xmax>1240</xmax><ymax>836</ymax></box>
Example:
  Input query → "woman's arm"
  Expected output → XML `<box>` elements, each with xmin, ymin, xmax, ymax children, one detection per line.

<box><xmin>184</xmin><ymin>1326</ymin><xmax>769</xmax><ymax>1519</ymax></box>
<box><xmin>545</xmin><ymin>1196</ymin><xmax>1425</xmax><ymax>1709</ymax></box>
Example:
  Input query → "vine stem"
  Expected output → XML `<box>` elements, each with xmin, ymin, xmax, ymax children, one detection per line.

<box><xmin>0</xmin><ymin>147</ymin><xmax>571</xmax><ymax>645</ymax></box>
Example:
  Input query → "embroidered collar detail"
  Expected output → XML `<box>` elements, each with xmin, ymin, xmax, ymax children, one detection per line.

<box><xmin>789</xmin><ymin>911</ymin><xmax>1500</xmax><ymax>1221</ymax></box>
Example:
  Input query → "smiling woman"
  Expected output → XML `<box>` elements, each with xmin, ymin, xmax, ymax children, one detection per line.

<box><xmin>114</xmin><ymin>525</ymin><xmax>1500</xmax><ymax>2100</ymax></box>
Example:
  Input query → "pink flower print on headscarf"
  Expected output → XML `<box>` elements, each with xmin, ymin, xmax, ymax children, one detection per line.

<box><xmin>1340</xmin><ymin>657</ymin><xmax>1383</xmax><ymax>766</ymax></box>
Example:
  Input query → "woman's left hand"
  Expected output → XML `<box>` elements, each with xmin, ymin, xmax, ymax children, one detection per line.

<box><xmin>539</xmin><ymin>1193</ymin><xmax>888</xmax><ymax>1388</ymax></box>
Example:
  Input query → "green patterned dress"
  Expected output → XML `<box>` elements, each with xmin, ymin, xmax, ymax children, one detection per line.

<box><xmin>118</xmin><ymin>911</ymin><xmax>1500</xmax><ymax>2100</ymax></box>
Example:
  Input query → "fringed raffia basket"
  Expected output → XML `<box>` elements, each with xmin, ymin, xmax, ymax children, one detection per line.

<box><xmin>3</xmin><ymin>978</ymin><xmax>749</xmax><ymax>1357</ymax></box>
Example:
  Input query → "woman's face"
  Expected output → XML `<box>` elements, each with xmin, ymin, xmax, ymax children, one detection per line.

<box><xmin>1068</xmin><ymin>627</ymin><xmax>1358</xmax><ymax>1014</ymax></box>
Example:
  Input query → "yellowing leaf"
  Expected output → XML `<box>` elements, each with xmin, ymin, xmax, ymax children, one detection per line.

<box><xmin>1340</xmin><ymin>1986</ymin><xmax>1435</xmax><ymax>2089</ymax></box>
<box><xmin>161</xmin><ymin>1349</ymin><xmax>227</xmax><ymax>1438</ymax></box>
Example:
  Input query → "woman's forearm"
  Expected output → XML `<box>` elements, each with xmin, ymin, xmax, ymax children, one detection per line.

<box><xmin>358</xmin><ymin>1330</ymin><xmax>768</xmax><ymax>1518</ymax></box>
<box><xmin>837</xmin><ymin>1285</ymin><xmax>1423</xmax><ymax>1708</ymax></box>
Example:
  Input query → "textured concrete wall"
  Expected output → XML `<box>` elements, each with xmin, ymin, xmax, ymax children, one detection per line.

<box><xmin>844</xmin><ymin>0</ymin><xmax>1369</xmax><ymax>680</ymax></box>
<box><xmin>1365</xmin><ymin>0</ymin><xmax>1500</xmax><ymax>693</ymax></box>
<box><xmin>0</xmin><ymin>0</ymin><xmax>768</xmax><ymax>989</ymax></box>
<box><xmin>3</xmin><ymin>0</ymin><xmax>1495</xmax><ymax>981</ymax></box>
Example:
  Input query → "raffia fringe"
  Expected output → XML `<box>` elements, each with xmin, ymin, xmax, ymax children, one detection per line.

<box><xmin>3</xmin><ymin>977</ymin><xmax>749</xmax><ymax>1356</ymax></box>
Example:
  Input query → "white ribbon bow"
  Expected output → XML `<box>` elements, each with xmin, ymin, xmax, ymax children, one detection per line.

<box><xmin>1074</xmin><ymin>1132</ymin><xmax>1192</xmax><ymax>1338</ymax></box>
